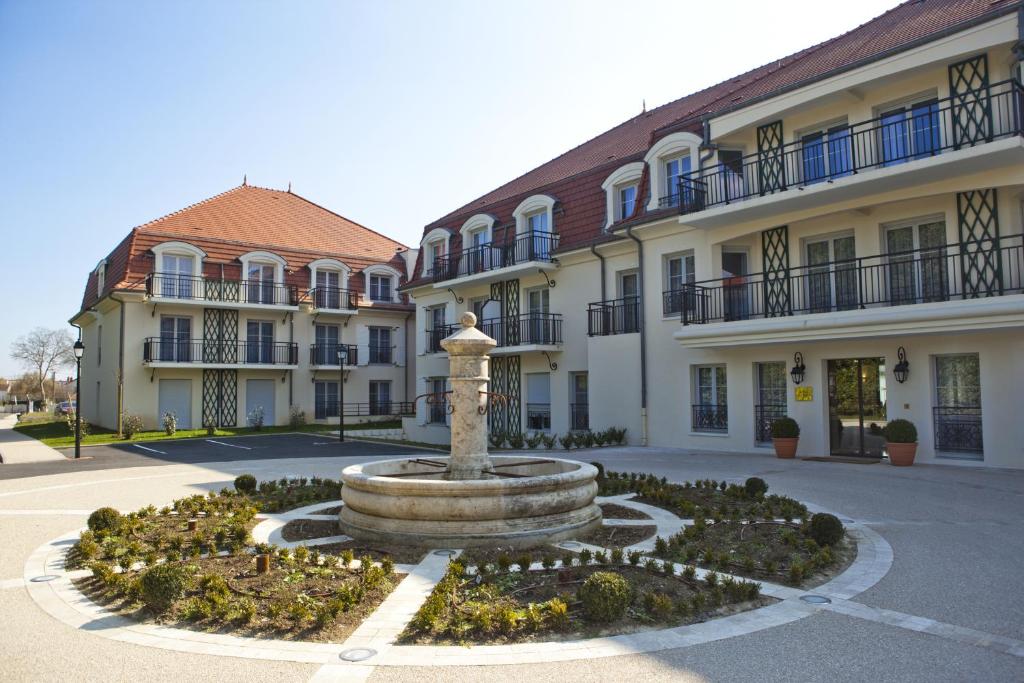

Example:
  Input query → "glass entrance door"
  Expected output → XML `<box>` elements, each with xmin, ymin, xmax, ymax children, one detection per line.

<box><xmin>827</xmin><ymin>358</ymin><xmax>888</xmax><ymax>457</ymax></box>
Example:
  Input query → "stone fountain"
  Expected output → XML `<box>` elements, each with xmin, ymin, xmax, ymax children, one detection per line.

<box><xmin>339</xmin><ymin>312</ymin><xmax>601</xmax><ymax>548</ymax></box>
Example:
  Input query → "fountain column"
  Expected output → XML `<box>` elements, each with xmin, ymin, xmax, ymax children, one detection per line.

<box><xmin>440</xmin><ymin>311</ymin><xmax>497</xmax><ymax>480</ymax></box>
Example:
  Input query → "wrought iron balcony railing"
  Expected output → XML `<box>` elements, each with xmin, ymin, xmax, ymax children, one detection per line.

<box><xmin>675</xmin><ymin>234</ymin><xmax>1023</xmax><ymax>326</ymax></box>
<box><xmin>692</xmin><ymin>404</ymin><xmax>728</xmax><ymax>433</ymax></box>
<box><xmin>143</xmin><ymin>338</ymin><xmax>299</xmax><ymax>365</ymax></box>
<box><xmin>309</xmin><ymin>343</ymin><xmax>359</xmax><ymax>366</ymax></box>
<box><xmin>427</xmin><ymin>313</ymin><xmax>563</xmax><ymax>350</ymax></box>
<box><xmin>932</xmin><ymin>406</ymin><xmax>983</xmax><ymax>455</ymax></box>
<box><xmin>314</xmin><ymin>401</ymin><xmax>415</xmax><ymax>420</ymax></box>
<box><xmin>309</xmin><ymin>286</ymin><xmax>359</xmax><ymax>311</ymax></box>
<box><xmin>587</xmin><ymin>296</ymin><xmax>640</xmax><ymax>336</ymax></box>
<box><xmin>146</xmin><ymin>273</ymin><xmax>299</xmax><ymax>306</ymax></box>
<box><xmin>665</xmin><ymin>80</ymin><xmax>1024</xmax><ymax>213</ymax></box>
<box><xmin>526</xmin><ymin>403</ymin><xmax>551</xmax><ymax>431</ymax></box>
<box><xmin>368</xmin><ymin>344</ymin><xmax>393</xmax><ymax>364</ymax></box>
<box><xmin>430</xmin><ymin>230</ymin><xmax>559</xmax><ymax>282</ymax></box>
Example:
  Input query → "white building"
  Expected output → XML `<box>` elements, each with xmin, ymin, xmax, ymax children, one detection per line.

<box><xmin>71</xmin><ymin>183</ymin><xmax>418</xmax><ymax>432</ymax></box>
<box><xmin>402</xmin><ymin>1</ymin><xmax>1024</xmax><ymax>468</ymax></box>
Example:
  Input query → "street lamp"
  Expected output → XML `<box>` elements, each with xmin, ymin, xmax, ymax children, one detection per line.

<box><xmin>72</xmin><ymin>339</ymin><xmax>85</xmax><ymax>459</ymax></box>
<box><xmin>336</xmin><ymin>345</ymin><xmax>348</xmax><ymax>443</ymax></box>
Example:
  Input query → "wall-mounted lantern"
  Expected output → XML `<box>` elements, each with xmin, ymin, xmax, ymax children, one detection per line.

<box><xmin>790</xmin><ymin>352</ymin><xmax>806</xmax><ymax>385</ymax></box>
<box><xmin>894</xmin><ymin>346</ymin><xmax>910</xmax><ymax>384</ymax></box>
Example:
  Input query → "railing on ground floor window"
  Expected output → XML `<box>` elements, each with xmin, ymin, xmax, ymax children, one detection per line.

<box><xmin>754</xmin><ymin>403</ymin><xmax>787</xmax><ymax>443</ymax></box>
<box><xmin>314</xmin><ymin>401</ymin><xmax>415</xmax><ymax>420</ymax></box>
<box><xmin>587</xmin><ymin>296</ymin><xmax>640</xmax><ymax>335</ymax></box>
<box><xmin>526</xmin><ymin>403</ymin><xmax>551</xmax><ymax>431</ymax></box>
<box><xmin>692</xmin><ymin>404</ymin><xmax>728</xmax><ymax>433</ymax></box>
<box><xmin>676</xmin><ymin>234</ymin><xmax>1023</xmax><ymax>325</ymax></box>
<box><xmin>932</xmin><ymin>406</ymin><xmax>983</xmax><ymax>455</ymax></box>
<box><xmin>570</xmin><ymin>403</ymin><xmax>589</xmax><ymax>431</ymax></box>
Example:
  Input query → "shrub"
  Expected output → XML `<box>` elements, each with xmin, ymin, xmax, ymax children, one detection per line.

<box><xmin>578</xmin><ymin>571</ymin><xmax>631</xmax><ymax>623</ymax></box>
<box><xmin>87</xmin><ymin>507</ymin><xmax>122</xmax><ymax>534</ymax></box>
<box><xmin>627</xmin><ymin>550</ymin><xmax>642</xmax><ymax>566</ymax></box>
<box><xmin>610</xmin><ymin>548</ymin><xmax>624</xmax><ymax>564</ymax></box>
<box><xmin>579</xmin><ymin>431</ymin><xmax>595</xmax><ymax>448</ymax></box>
<box><xmin>248</xmin><ymin>406</ymin><xmax>265</xmax><ymax>430</ymax></box>
<box><xmin>525</xmin><ymin>432</ymin><xmax>543</xmax><ymax>449</ymax></box>
<box><xmin>515</xmin><ymin>553</ymin><xmax>532</xmax><ymax>572</ymax></box>
<box><xmin>590</xmin><ymin>461</ymin><xmax>605</xmax><ymax>481</ymax></box>
<box><xmin>507</xmin><ymin>432</ymin><xmax>525</xmax><ymax>449</ymax></box>
<box><xmin>162</xmin><ymin>411</ymin><xmax>177</xmax><ymax>436</ymax></box>
<box><xmin>541</xmin><ymin>555</ymin><xmax>555</xmax><ymax>570</ymax></box>
<box><xmin>540</xmin><ymin>433</ymin><xmax>556</xmax><ymax>449</ymax></box>
<box><xmin>808</xmin><ymin>513</ymin><xmax>844</xmax><ymax>547</ymax></box>
<box><xmin>883</xmin><ymin>418</ymin><xmax>917</xmax><ymax>443</ymax></box>
<box><xmin>593</xmin><ymin>431</ymin><xmax>607</xmax><ymax>447</ymax></box>
<box><xmin>496</xmin><ymin>554</ymin><xmax>512</xmax><ymax>572</ymax></box>
<box><xmin>64</xmin><ymin>411</ymin><xmax>90</xmax><ymax>437</ymax></box>
<box><xmin>205</xmin><ymin>424</ymin><xmax>217</xmax><ymax>436</ymax></box>
<box><xmin>121</xmin><ymin>413</ymin><xmax>144</xmax><ymax>439</ymax></box>
<box><xmin>233</xmin><ymin>474</ymin><xmax>257</xmax><ymax>494</ymax></box>
<box><xmin>545</xmin><ymin>597</ymin><xmax>569</xmax><ymax>629</ymax></box>
<box><xmin>771</xmin><ymin>416</ymin><xmax>800</xmax><ymax>439</ymax></box>
<box><xmin>139</xmin><ymin>563</ymin><xmax>191</xmax><ymax>612</ymax></box>
<box><xmin>744</xmin><ymin>477</ymin><xmax>769</xmax><ymax>498</ymax></box>
<box><xmin>289</xmin><ymin>406</ymin><xmax>307</xmax><ymax>429</ymax></box>
<box><xmin>558</xmin><ymin>433</ymin><xmax>574</xmax><ymax>450</ymax></box>
<box><xmin>644</xmin><ymin>591</ymin><xmax>674</xmax><ymax>620</ymax></box>
<box><xmin>488</xmin><ymin>432</ymin><xmax>506</xmax><ymax>449</ymax></box>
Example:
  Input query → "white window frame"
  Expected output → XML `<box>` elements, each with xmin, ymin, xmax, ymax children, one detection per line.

<box><xmin>362</xmin><ymin>264</ymin><xmax>402</xmax><ymax>303</ymax></box>
<box><xmin>421</xmin><ymin>228</ymin><xmax>451</xmax><ymax>277</ymax></box>
<box><xmin>512</xmin><ymin>195</ymin><xmax>557</xmax><ymax>236</ymax></box>
<box><xmin>643</xmin><ymin>132</ymin><xmax>702</xmax><ymax>211</ymax></box>
<box><xmin>307</xmin><ymin>258</ymin><xmax>351</xmax><ymax>293</ymax></box>
<box><xmin>152</xmin><ymin>241</ymin><xmax>206</xmax><ymax>278</ymax></box>
<box><xmin>600</xmin><ymin>162</ymin><xmax>644</xmax><ymax>228</ymax></box>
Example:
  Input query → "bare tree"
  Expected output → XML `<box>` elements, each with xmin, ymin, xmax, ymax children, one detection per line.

<box><xmin>10</xmin><ymin>328</ymin><xmax>74</xmax><ymax>408</ymax></box>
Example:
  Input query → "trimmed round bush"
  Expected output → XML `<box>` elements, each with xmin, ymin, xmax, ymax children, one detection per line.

<box><xmin>139</xmin><ymin>563</ymin><xmax>191</xmax><ymax>612</ymax></box>
<box><xmin>808</xmin><ymin>513</ymin><xmax>844</xmax><ymax>547</ymax></box>
<box><xmin>234</xmin><ymin>474</ymin><xmax>257</xmax><ymax>494</ymax></box>
<box><xmin>744</xmin><ymin>477</ymin><xmax>768</xmax><ymax>498</ymax></box>
<box><xmin>87</xmin><ymin>507</ymin><xmax>122</xmax><ymax>534</ymax></box>
<box><xmin>883</xmin><ymin>418</ymin><xmax>917</xmax><ymax>443</ymax></box>
<box><xmin>771</xmin><ymin>416</ymin><xmax>800</xmax><ymax>439</ymax></box>
<box><xmin>578</xmin><ymin>571</ymin><xmax>631</xmax><ymax>623</ymax></box>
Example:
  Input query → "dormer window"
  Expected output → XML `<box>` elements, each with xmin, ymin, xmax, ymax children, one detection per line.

<box><xmin>527</xmin><ymin>210</ymin><xmax>548</xmax><ymax>233</ymax></box>
<box><xmin>644</xmin><ymin>132</ymin><xmax>701</xmax><ymax>211</ymax></box>
<box><xmin>239</xmin><ymin>251</ymin><xmax>287</xmax><ymax>305</ymax></box>
<box><xmin>426</xmin><ymin>239</ymin><xmax>447</xmax><ymax>276</ymax></box>
<box><xmin>369</xmin><ymin>274</ymin><xmax>393</xmax><ymax>302</ymax></box>
<box><xmin>96</xmin><ymin>262</ymin><xmax>106</xmax><ymax>295</ymax></box>
<box><xmin>512</xmin><ymin>195</ymin><xmax>558</xmax><ymax>263</ymax></box>
<box><xmin>308</xmin><ymin>258</ymin><xmax>352</xmax><ymax>309</ymax></box>
<box><xmin>601</xmin><ymin>162</ymin><xmax>644</xmax><ymax>228</ymax></box>
<box><xmin>664</xmin><ymin>155</ymin><xmax>691</xmax><ymax>207</ymax></box>
<box><xmin>151</xmin><ymin>241</ymin><xmax>206</xmax><ymax>299</ymax></box>
<box><xmin>618</xmin><ymin>184</ymin><xmax>638</xmax><ymax>220</ymax></box>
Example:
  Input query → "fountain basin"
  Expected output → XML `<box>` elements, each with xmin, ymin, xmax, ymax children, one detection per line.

<box><xmin>339</xmin><ymin>456</ymin><xmax>602</xmax><ymax>548</ymax></box>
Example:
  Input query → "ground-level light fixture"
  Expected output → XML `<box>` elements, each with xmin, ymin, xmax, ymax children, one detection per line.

<box><xmin>790</xmin><ymin>352</ymin><xmax>806</xmax><ymax>385</ymax></box>
<box><xmin>894</xmin><ymin>346</ymin><xmax>910</xmax><ymax>384</ymax></box>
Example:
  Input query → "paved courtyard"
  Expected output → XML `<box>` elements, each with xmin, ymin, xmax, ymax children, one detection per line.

<box><xmin>1</xmin><ymin>439</ymin><xmax>1022</xmax><ymax>682</ymax></box>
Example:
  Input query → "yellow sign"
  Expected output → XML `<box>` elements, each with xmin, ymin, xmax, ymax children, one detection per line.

<box><xmin>795</xmin><ymin>386</ymin><xmax>813</xmax><ymax>401</ymax></box>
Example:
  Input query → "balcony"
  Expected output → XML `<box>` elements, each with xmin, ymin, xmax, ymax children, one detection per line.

<box><xmin>146</xmin><ymin>273</ymin><xmax>299</xmax><ymax>308</ymax></box>
<box><xmin>428</xmin><ymin>313</ymin><xmax>563</xmax><ymax>354</ymax></box>
<box><xmin>308</xmin><ymin>286</ymin><xmax>359</xmax><ymax>312</ymax></box>
<box><xmin>587</xmin><ymin>296</ymin><xmax>640</xmax><ymax>336</ymax></box>
<box><xmin>309</xmin><ymin>343</ymin><xmax>359</xmax><ymax>367</ymax></box>
<box><xmin>672</xmin><ymin>234</ymin><xmax>1024</xmax><ymax>347</ymax></box>
<box><xmin>666</xmin><ymin>80</ymin><xmax>1024</xmax><ymax>227</ymax></box>
<box><xmin>429</xmin><ymin>230</ymin><xmax>559</xmax><ymax>286</ymax></box>
<box><xmin>143</xmin><ymin>338</ymin><xmax>299</xmax><ymax>366</ymax></box>
<box><xmin>314</xmin><ymin>401</ymin><xmax>415</xmax><ymax>420</ymax></box>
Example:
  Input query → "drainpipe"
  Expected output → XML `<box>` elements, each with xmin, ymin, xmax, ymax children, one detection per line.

<box><xmin>109</xmin><ymin>292</ymin><xmax>127</xmax><ymax>437</ymax></box>
<box><xmin>589</xmin><ymin>244</ymin><xmax>607</xmax><ymax>302</ymax></box>
<box><xmin>699</xmin><ymin>118</ymin><xmax>717</xmax><ymax>173</ymax></box>
<box><xmin>624</xmin><ymin>225</ymin><xmax>648</xmax><ymax>446</ymax></box>
<box><xmin>403</xmin><ymin>311</ymin><xmax>413</xmax><ymax>404</ymax></box>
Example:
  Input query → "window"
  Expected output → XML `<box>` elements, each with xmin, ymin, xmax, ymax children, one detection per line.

<box><xmin>427</xmin><ymin>306</ymin><xmax>446</xmax><ymax>353</ymax></box>
<box><xmin>426</xmin><ymin>240</ymin><xmax>447</xmax><ymax>277</ymax></box>
<box><xmin>428</xmin><ymin>378</ymin><xmax>447</xmax><ymax>424</ymax></box>
<box><xmin>525</xmin><ymin>287</ymin><xmax>552</xmax><ymax>344</ymax></box>
<box><xmin>692</xmin><ymin>365</ymin><xmax>727</xmax><ymax>432</ymax></box>
<box><xmin>799</xmin><ymin>124</ymin><xmax>852</xmax><ymax>184</ymax></box>
<box><xmin>754</xmin><ymin>362</ymin><xmax>787</xmax><ymax>443</ymax></box>
<box><xmin>933</xmin><ymin>354</ymin><xmax>983</xmax><ymax>455</ymax></box>
<box><xmin>315</xmin><ymin>270</ymin><xmax>342</xmax><ymax>309</ymax></box>
<box><xmin>664</xmin><ymin>253</ymin><xmax>696</xmax><ymax>315</ymax></box>
<box><xmin>664</xmin><ymin>155</ymin><xmax>692</xmax><ymax>206</ymax></box>
<box><xmin>160</xmin><ymin>254</ymin><xmax>194</xmax><ymax>298</ymax></box>
<box><xmin>880</xmin><ymin>99</ymin><xmax>940</xmax><ymax>166</ymax></box>
<box><xmin>314</xmin><ymin>324</ymin><xmax>340</xmax><ymax>365</ymax></box>
<box><xmin>721</xmin><ymin>249</ymin><xmax>750</xmax><ymax>321</ymax></box>
<box><xmin>570</xmin><ymin>373</ymin><xmax>588</xmax><ymax>431</ymax></box>
<box><xmin>716</xmin><ymin>149</ymin><xmax>746</xmax><ymax>202</ymax></box>
<box><xmin>159</xmin><ymin>316</ymin><xmax>192</xmax><ymax>362</ymax></box>
<box><xmin>805</xmin><ymin>234</ymin><xmax>857</xmax><ymax>313</ymax></box>
<box><xmin>246</xmin><ymin>320</ymin><xmax>275</xmax><ymax>364</ymax></box>
<box><xmin>526</xmin><ymin>373</ymin><xmax>551</xmax><ymax>431</ymax></box>
<box><xmin>618</xmin><ymin>184</ymin><xmax>638</xmax><ymax>220</ymax></box>
<box><xmin>97</xmin><ymin>325</ymin><xmax>103</xmax><ymax>366</ymax></box>
<box><xmin>96</xmin><ymin>264</ymin><xmax>106</xmax><ymax>295</ymax></box>
<box><xmin>369</xmin><ymin>326</ymin><xmax>392</xmax><ymax>364</ymax></box>
<box><xmin>369</xmin><ymin>380</ymin><xmax>392</xmax><ymax>415</ymax></box>
<box><xmin>314</xmin><ymin>380</ymin><xmax>339</xmax><ymax>419</ymax></box>
<box><xmin>247</xmin><ymin>262</ymin><xmax>277</xmax><ymax>304</ymax></box>
<box><xmin>886</xmin><ymin>220</ymin><xmax>948</xmax><ymax>305</ymax></box>
<box><xmin>369</xmin><ymin>274</ymin><xmax>393</xmax><ymax>302</ymax></box>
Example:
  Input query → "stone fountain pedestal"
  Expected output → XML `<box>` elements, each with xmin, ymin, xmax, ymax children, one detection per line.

<box><xmin>339</xmin><ymin>312</ymin><xmax>601</xmax><ymax>548</ymax></box>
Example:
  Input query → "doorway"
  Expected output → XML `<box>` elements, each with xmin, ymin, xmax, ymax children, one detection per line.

<box><xmin>826</xmin><ymin>358</ymin><xmax>888</xmax><ymax>457</ymax></box>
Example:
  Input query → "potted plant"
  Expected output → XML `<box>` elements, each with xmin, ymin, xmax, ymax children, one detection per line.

<box><xmin>770</xmin><ymin>416</ymin><xmax>800</xmax><ymax>459</ymax></box>
<box><xmin>883</xmin><ymin>418</ymin><xmax>918</xmax><ymax>466</ymax></box>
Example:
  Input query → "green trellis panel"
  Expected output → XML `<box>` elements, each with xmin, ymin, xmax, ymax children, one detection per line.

<box><xmin>948</xmin><ymin>54</ymin><xmax>992</xmax><ymax>148</ymax></box>
<box><xmin>761</xmin><ymin>226</ymin><xmax>791</xmax><ymax>317</ymax></box>
<box><xmin>757</xmin><ymin>120</ymin><xmax>785</xmax><ymax>195</ymax></box>
<box><xmin>487</xmin><ymin>355</ymin><xmax>522</xmax><ymax>436</ymax></box>
<box><xmin>957</xmin><ymin>189</ymin><xmax>1002</xmax><ymax>298</ymax></box>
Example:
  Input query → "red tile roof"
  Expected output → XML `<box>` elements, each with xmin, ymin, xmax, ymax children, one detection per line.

<box><xmin>407</xmin><ymin>0</ymin><xmax>1018</xmax><ymax>286</ymax></box>
<box><xmin>78</xmin><ymin>184</ymin><xmax>412</xmax><ymax>312</ymax></box>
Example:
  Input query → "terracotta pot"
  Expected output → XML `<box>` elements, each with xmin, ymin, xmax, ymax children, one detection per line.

<box><xmin>773</xmin><ymin>437</ymin><xmax>799</xmax><ymax>459</ymax></box>
<box><xmin>887</xmin><ymin>442</ymin><xmax>918</xmax><ymax>466</ymax></box>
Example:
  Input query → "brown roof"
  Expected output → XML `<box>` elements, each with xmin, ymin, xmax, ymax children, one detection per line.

<box><xmin>410</xmin><ymin>0</ymin><xmax>1017</xmax><ymax>278</ymax></box>
<box><xmin>78</xmin><ymin>184</ymin><xmax>412</xmax><ymax>312</ymax></box>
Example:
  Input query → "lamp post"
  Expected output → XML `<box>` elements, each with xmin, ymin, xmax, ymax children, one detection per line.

<box><xmin>337</xmin><ymin>345</ymin><xmax>348</xmax><ymax>443</ymax></box>
<box><xmin>72</xmin><ymin>339</ymin><xmax>85</xmax><ymax>459</ymax></box>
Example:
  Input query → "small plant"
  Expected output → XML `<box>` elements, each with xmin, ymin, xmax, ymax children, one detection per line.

<box><xmin>771</xmin><ymin>416</ymin><xmax>800</xmax><ymax>439</ymax></box>
<box><xmin>64</xmin><ymin>411</ymin><xmax>90</xmax><ymax>437</ymax></box>
<box><xmin>654</xmin><ymin>536</ymin><xmax>668</xmax><ymax>554</ymax></box>
<box><xmin>561</xmin><ymin>552</ymin><xmax>576</xmax><ymax>568</ymax></box>
<box><xmin>627</xmin><ymin>550</ymin><xmax>642</xmax><ymax>566</ymax></box>
<box><xmin>610</xmin><ymin>548</ymin><xmax>624</xmax><ymax>564</ymax></box>
<box><xmin>644</xmin><ymin>591</ymin><xmax>674</xmax><ymax>620</ymax></box>
<box><xmin>139</xmin><ymin>563</ymin><xmax>191</xmax><ymax>613</ymax></box>
<box><xmin>578</xmin><ymin>571</ymin><xmax>631</xmax><ymax>623</ymax></box>
<box><xmin>558</xmin><ymin>433</ymin><xmax>574</xmax><ymax>450</ymax></box>
<box><xmin>579</xmin><ymin>431</ymin><xmax>595</xmax><ymax>448</ymax></box>
<box><xmin>205</xmin><ymin>423</ymin><xmax>217</xmax><ymax>436</ymax></box>
<box><xmin>808</xmin><ymin>512</ymin><xmax>844</xmax><ymax>547</ymax></box>
<box><xmin>87</xmin><ymin>507</ymin><xmax>122</xmax><ymax>534</ymax></box>
<box><xmin>578</xmin><ymin>548</ymin><xmax>593</xmax><ymax>565</ymax></box>
<box><xmin>883</xmin><ymin>418</ymin><xmax>917</xmax><ymax>443</ymax></box>
<box><xmin>545</xmin><ymin>597</ymin><xmax>569</xmax><ymax>630</ymax></box>
<box><xmin>496</xmin><ymin>554</ymin><xmax>512</xmax><ymax>572</ymax></box>
<box><xmin>744</xmin><ymin>477</ymin><xmax>769</xmax><ymax>498</ymax></box>
<box><xmin>515</xmin><ymin>553</ymin><xmax>533</xmax><ymax>572</ymax></box>
<box><xmin>541</xmin><ymin>555</ymin><xmax>555</xmax><ymax>570</ymax></box>
<box><xmin>248</xmin><ymin>406</ymin><xmax>265</xmax><ymax>431</ymax></box>
<box><xmin>162</xmin><ymin>411</ymin><xmax>177</xmax><ymax>436</ymax></box>
<box><xmin>593</xmin><ymin>550</ymin><xmax>607</xmax><ymax>564</ymax></box>
<box><xmin>593</xmin><ymin>430</ymin><xmax>607</xmax><ymax>447</ymax></box>
<box><xmin>121</xmin><ymin>413</ymin><xmax>144</xmax><ymax>439</ymax></box>
<box><xmin>540</xmin><ymin>432</ymin><xmax>556</xmax><ymax>449</ymax></box>
<box><xmin>525</xmin><ymin>432</ymin><xmax>543</xmax><ymax>449</ymax></box>
<box><xmin>488</xmin><ymin>431</ymin><xmax>506</xmax><ymax>449</ymax></box>
<box><xmin>507</xmin><ymin>432</ymin><xmax>525</xmax><ymax>449</ymax></box>
<box><xmin>233</xmin><ymin>474</ymin><xmax>257</xmax><ymax>494</ymax></box>
<box><xmin>288</xmin><ymin>406</ymin><xmax>307</xmax><ymax>429</ymax></box>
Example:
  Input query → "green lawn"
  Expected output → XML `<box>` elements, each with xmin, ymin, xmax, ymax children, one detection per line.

<box><xmin>13</xmin><ymin>418</ymin><xmax>402</xmax><ymax>448</ymax></box>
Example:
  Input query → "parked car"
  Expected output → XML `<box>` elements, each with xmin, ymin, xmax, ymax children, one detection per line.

<box><xmin>56</xmin><ymin>401</ymin><xmax>77</xmax><ymax>415</ymax></box>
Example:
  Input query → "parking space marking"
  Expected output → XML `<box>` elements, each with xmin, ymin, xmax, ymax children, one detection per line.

<box><xmin>133</xmin><ymin>444</ymin><xmax>167</xmax><ymax>455</ymax></box>
<box><xmin>205</xmin><ymin>440</ymin><xmax>252</xmax><ymax>450</ymax></box>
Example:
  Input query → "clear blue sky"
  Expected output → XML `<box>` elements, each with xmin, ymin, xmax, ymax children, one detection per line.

<box><xmin>0</xmin><ymin>0</ymin><xmax>898</xmax><ymax>377</ymax></box>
